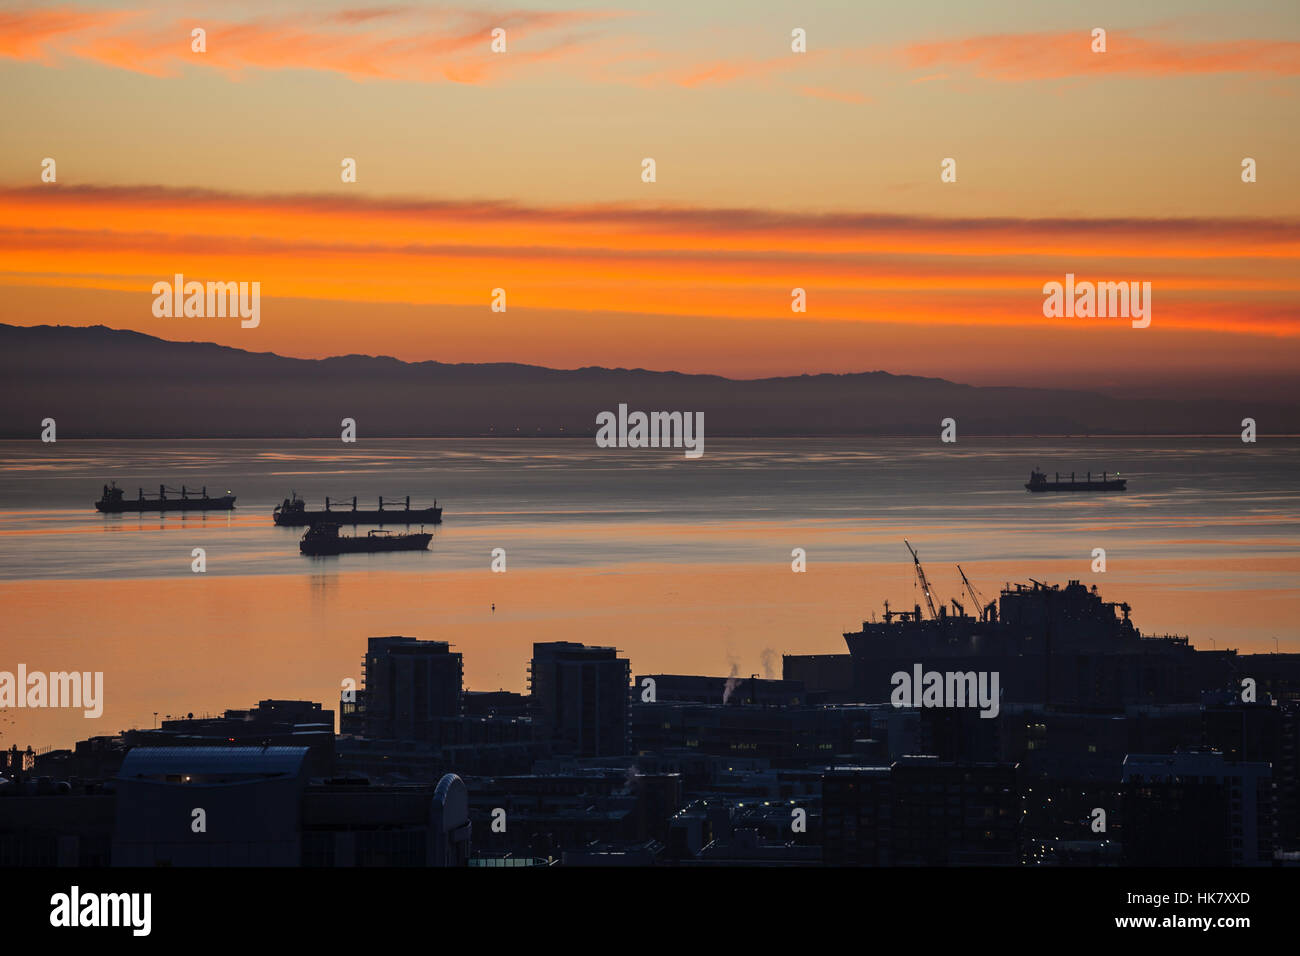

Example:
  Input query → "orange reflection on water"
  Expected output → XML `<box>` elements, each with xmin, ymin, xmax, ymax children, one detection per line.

<box><xmin>1</xmin><ymin>557</ymin><xmax>1296</xmax><ymax>752</ymax></box>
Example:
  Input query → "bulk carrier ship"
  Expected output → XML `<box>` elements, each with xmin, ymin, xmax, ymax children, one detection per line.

<box><xmin>95</xmin><ymin>482</ymin><xmax>236</xmax><ymax>513</ymax></box>
<box><xmin>274</xmin><ymin>493</ymin><xmax>442</xmax><ymax>527</ymax></box>
<box><xmin>1025</xmin><ymin>468</ymin><xmax>1126</xmax><ymax>492</ymax></box>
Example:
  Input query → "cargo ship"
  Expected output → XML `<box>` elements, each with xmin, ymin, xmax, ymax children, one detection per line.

<box><xmin>274</xmin><ymin>493</ymin><xmax>442</xmax><ymax>527</ymax></box>
<box><xmin>299</xmin><ymin>522</ymin><xmax>432</xmax><ymax>556</ymax></box>
<box><xmin>1025</xmin><ymin>468</ymin><xmax>1126</xmax><ymax>493</ymax></box>
<box><xmin>95</xmin><ymin>482</ymin><xmax>236</xmax><ymax>513</ymax></box>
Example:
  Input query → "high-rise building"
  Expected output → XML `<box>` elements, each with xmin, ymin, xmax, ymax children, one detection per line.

<box><xmin>822</xmin><ymin>759</ymin><xmax>1020</xmax><ymax>866</ymax></box>
<box><xmin>822</xmin><ymin>766</ymin><xmax>892</xmax><ymax>865</ymax></box>
<box><xmin>529</xmin><ymin>642</ymin><xmax>630</xmax><ymax>757</ymax></box>
<box><xmin>890</xmin><ymin>757</ymin><xmax>1021</xmax><ymax>865</ymax></box>
<box><xmin>1278</xmin><ymin>701</ymin><xmax>1300</xmax><ymax>852</ymax></box>
<box><xmin>344</xmin><ymin>636</ymin><xmax>463</xmax><ymax>742</ymax></box>
<box><xmin>1122</xmin><ymin>752</ymin><xmax>1274</xmax><ymax>866</ymax></box>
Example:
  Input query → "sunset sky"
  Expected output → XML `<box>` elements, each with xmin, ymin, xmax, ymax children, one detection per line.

<box><xmin>2</xmin><ymin>0</ymin><xmax>1297</xmax><ymax>391</ymax></box>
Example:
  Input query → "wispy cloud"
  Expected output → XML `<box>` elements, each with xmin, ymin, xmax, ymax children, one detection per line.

<box><xmin>900</xmin><ymin>30</ymin><xmax>1300</xmax><ymax>81</ymax></box>
<box><xmin>0</xmin><ymin>7</ymin><xmax>137</xmax><ymax>61</ymax></box>
<box><xmin>9</xmin><ymin>7</ymin><xmax>1293</xmax><ymax>100</ymax></box>
<box><xmin>0</xmin><ymin>4</ymin><xmax>626</xmax><ymax>83</ymax></box>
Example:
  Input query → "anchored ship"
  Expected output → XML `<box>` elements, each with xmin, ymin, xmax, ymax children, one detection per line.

<box><xmin>274</xmin><ymin>492</ymin><xmax>442</xmax><ymax>527</ymax></box>
<box><xmin>95</xmin><ymin>482</ymin><xmax>236</xmax><ymax>513</ymax></box>
<box><xmin>299</xmin><ymin>522</ymin><xmax>432</xmax><ymax>556</ymax></box>
<box><xmin>1025</xmin><ymin>468</ymin><xmax>1126</xmax><ymax>492</ymax></box>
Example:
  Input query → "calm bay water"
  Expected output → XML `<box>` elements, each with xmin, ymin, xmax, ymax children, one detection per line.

<box><xmin>1</xmin><ymin>437</ymin><xmax>1296</xmax><ymax>750</ymax></box>
<box><xmin>0</xmin><ymin>437</ymin><xmax>1296</xmax><ymax>581</ymax></box>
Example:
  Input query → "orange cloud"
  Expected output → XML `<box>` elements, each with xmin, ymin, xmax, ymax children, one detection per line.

<box><xmin>901</xmin><ymin>30</ymin><xmax>1300</xmax><ymax>81</ymax></box>
<box><xmin>0</xmin><ymin>4</ymin><xmax>624</xmax><ymax>83</ymax></box>
<box><xmin>0</xmin><ymin>7</ymin><xmax>136</xmax><ymax>61</ymax></box>
<box><xmin>6</xmin><ymin>9</ymin><xmax>1298</xmax><ymax>96</ymax></box>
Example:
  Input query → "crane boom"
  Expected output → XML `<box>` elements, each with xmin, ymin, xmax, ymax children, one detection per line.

<box><xmin>904</xmin><ymin>539</ymin><xmax>938</xmax><ymax>621</ymax></box>
<box><xmin>956</xmin><ymin>564</ymin><xmax>988</xmax><ymax>617</ymax></box>
<box><xmin>957</xmin><ymin>564</ymin><xmax>974</xmax><ymax>604</ymax></box>
<box><xmin>956</xmin><ymin>564</ymin><xmax>993</xmax><ymax>624</ymax></box>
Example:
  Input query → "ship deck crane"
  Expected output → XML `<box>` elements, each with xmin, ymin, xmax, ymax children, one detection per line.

<box><xmin>904</xmin><ymin>539</ymin><xmax>938</xmax><ymax>621</ymax></box>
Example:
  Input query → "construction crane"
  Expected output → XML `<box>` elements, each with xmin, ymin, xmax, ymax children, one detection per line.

<box><xmin>904</xmin><ymin>539</ymin><xmax>938</xmax><ymax>621</ymax></box>
<box><xmin>957</xmin><ymin>564</ymin><xmax>991</xmax><ymax>621</ymax></box>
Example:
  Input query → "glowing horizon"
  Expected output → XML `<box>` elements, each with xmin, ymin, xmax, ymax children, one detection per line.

<box><xmin>2</xmin><ymin>1</ymin><xmax>1297</xmax><ymax>385</ymax></box>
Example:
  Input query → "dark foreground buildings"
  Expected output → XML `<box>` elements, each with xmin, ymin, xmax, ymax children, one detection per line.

<box><xmin>823</xmin><ymin>759</ymin><xmax>1020</xmax><ymax>866</ymax></box>
<box><xmin>3</xmin><ymin>579</ymin><xmax>1299</xmax><ymax>866</ymax></box>
<box><xmin>343</xmin><ymin>636</ymin><xmax>463</xmax><ymax>741</ymax></box>
<box><xmin>1</xmin><ymin>746</ymin><xmax>470</xmax><ymax>867</ymax></box>
<box><xmin>529</xmin><ymin>641</ymin><xmax>630</xmax><ymax>757</ymax></box>
<box><xmin>841</xmin><ymin>579</ymin><xmax>1236</xmax><ymax>709</ymax></box>
<box><xmin>1122</xmin><ymin>752</ymin><xmax>1273</xmax><ymax>866</ymax></box>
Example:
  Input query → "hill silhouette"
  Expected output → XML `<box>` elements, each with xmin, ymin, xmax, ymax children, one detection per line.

<box><xmin>1</xmin><ymin>324</ymin><xmax>1291</xmax><ymax>438</ymax></box>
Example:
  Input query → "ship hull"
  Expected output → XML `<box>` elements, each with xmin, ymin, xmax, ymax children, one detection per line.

<box><xmin>96</xmin><ymin>497</ymin><xmax>236</xmax><ymax>513</ymax></box>
<box><xmin>1026</xmin><ymin>481</ymin><xmax>1126</xmax><ymax>493</ymax></box>
<box><xmin>301</xmin><ymin>533</ymin><xmax>432</xmax><ymax>556</ymax></box>
<box><xmin>275</xmin><ymin>507</ymin><xmax>442</xmax><ymax>527</ymax></box>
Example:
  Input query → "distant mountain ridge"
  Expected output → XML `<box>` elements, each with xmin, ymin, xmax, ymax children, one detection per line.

<box><xmin>1</xmin><ymin>324</ymin><xmax>1293</xmax><ymax>438</ymax></box>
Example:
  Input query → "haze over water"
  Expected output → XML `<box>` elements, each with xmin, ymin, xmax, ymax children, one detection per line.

<box><xmin>1</xmin><ymin>437</ymin><xmax>1296</xmax><ymax>751</ymax></box>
